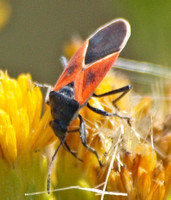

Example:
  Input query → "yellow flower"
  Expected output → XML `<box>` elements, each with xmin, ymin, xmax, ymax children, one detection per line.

<box><xmin>0</xmin><ymin>0</ymin><xmax>11</xmax><ymax>30</ymax></box>
<box><xmin>0</xmin><ymin>71</ymin><xmax>55</xmax><ymax>199</ymax></box>
<box><xmin>52</xmin><ymin>72</ymin><xmax>171</xmax><ymax>200</ymax></box>
<box><xmin>63</xmin><ymin>35</ymin><xmax>83</xmax><ymax>59</ymax></box>
<box><xmin>1</xmin><ymin>35</ymin><xmax>170</xmax><ymax>200</ymax></box>
<box><xmin>49</xmin><ymin>38</ymin><xmax>171</xmax><ymax>200</ymax></box>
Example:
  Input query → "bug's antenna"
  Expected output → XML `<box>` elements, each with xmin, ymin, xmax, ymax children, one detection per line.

<box><xmin>47</xmin><ymin>137</ymin><xmax>66</xmax><ymax>194</ymax></box>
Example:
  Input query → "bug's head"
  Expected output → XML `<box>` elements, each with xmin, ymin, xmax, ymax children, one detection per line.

<box><xmin>49</xmin><ymin>119</ymin><xmax>67</xmax><ymax>138</ymax></box>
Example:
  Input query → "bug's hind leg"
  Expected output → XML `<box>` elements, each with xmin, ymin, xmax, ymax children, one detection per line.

<box><xmin>87</xmin><ymin>102</ymin><xmax>130</xmax><ymax>119</ymax></box>
<box><xmin>87</xmin><ymin>102</ymin><xmax>131</xmax><ymax>125</ymax></box>
<box><xmin>78</xmin><ymin>114</ymin><xmax>103</xmax><ymax>167</ymax></box>
<box><xmin>63</xmin><ymin>140</ymin><xmax>83</xmax><ymax>162</ymax></box>
<box><xmin>93</xmin><ymin>85</ymin><xmax>132</xmax><ymax>110</ymax></box>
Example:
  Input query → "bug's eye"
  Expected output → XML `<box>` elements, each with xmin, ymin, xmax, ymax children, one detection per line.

<box><xmin>85</xmin><ymin>19</ymin><xmax>130</xmax><ymax>65</ymax></box>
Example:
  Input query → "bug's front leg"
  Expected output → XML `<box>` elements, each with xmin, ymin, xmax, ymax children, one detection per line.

<box><xmin>78</xmin><ymin>114</ymin><xmax>103</xmax><ymax>167</ymax></box>
<box><xmin>47</xmin><ymin>136</ymin><xmax>66</xmax><ymax>194</ymax></box>
<box><xmin>34</xmin><ymin>82</ymin><xmax>53</xmax><ymax>104</ymax></box>
<box><xmin>63</xmin><ymin>140</ymin><xmax>83</xmax><ymax>162</ymax></box>
<box><xmin>50</xmin><ymin>120</ymin><xmax>82</xmax><ymax>161</ymax></box>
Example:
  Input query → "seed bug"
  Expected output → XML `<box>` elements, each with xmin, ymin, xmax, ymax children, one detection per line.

<box><xmin>47</xmin><ymin>18</ymin><xmax>131</xmax><ymax>193</ymax></box>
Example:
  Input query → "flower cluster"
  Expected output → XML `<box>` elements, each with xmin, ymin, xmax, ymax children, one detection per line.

<box><xmin>0</xmin><ymin>71</ymin><xmax>55</xmax><ymax>199</ymax></box>
<box><xmin>0</xmin><ymin>38</ymin><xmax>170</xmax><ymax>200</ymax></box>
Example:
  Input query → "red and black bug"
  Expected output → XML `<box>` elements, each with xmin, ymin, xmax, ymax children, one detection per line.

<box><xmin>47</xmin><ymin>18</ymin><xmax>131</xmax><ymax>193</ymax></box>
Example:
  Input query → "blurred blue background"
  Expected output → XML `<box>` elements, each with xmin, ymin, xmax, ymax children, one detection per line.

<box><xmin>0</xmin><ymin>0</ymin><xmax>170</xmax><ymax>84</ymax></box>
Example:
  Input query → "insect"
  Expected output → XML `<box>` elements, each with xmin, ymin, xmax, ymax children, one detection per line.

<box><xmin>47</xmin><ymin>18</ymin><xmax>131</xmax><ymax>193</ymax></box>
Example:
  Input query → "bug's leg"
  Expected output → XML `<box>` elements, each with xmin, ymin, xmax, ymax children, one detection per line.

<box><xmin>47</xmin><ymin>136</ymin><xmax>65</xmax><ymax>194</ymax></box>
<box><xmin>67</xmin><ymin>129</ymin><xmax>80</xmax><ymax>133</ymax></box>
<box><xmin>34</xmin><ymin>82</ymin><xmax>52</xmax><ymax>104</ymax></box>
<box><xmin>93</xmin><ymin>85</ymin><xmax>132</xmax><ymax>110</ymax></box>
<box><xmin>78</xmin><ymin>114</ymin><xmax>103</xmax><ymax>167</ymax></box>
<box><xmin>63</xmin><ymin>140</ymin><xmax>83</xmax><ymax>161</ymax></box>
<box><xmin>34</xmin><ymin>82</ymin><xmax>52</xmax><ymax>88</ymax></box>
<box><xmin>60</xmin><ymin>56</ymin><xmax>68</xmax><ymax>68</ymax></box>
<box><xmin>87</xmin><ymin>102</ymin><xmax>131</xmax><ymax>122</ymax></box>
